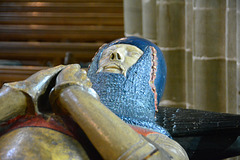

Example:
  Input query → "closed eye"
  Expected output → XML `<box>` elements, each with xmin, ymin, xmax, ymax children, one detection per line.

<box><xmin>128</xmin><ymin>51</ymin><xmax>142</xmax><ymax>57</ymax></box>
<box><xmin>102</xmin><ymin>50</ymin><xmax>113</xmax><ymax>57</ymax></box>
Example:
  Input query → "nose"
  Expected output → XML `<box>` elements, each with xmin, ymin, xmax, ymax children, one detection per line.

<box><xmin>110</xmin><ymin>51</ymin><xmax>122</xmax><ymax>61</ymax></box>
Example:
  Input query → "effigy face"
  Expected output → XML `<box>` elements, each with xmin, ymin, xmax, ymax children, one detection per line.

<box><xmin>97</xmin><ymin>44</ymin><xmax>143</xmax><ymax>76</ymax></box>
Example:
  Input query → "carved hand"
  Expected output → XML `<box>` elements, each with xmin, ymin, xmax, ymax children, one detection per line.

<box><xmin>0</xmin><ymin>65</ymin><xmax>65</xmax><ymax>122</ymax></box>
<box><xmin>50</xmin><ymin>64</ymin><xmax>99</xmax><ymax>103</ymax></box>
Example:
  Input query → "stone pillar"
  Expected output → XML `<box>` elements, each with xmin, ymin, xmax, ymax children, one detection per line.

<box><xmin>226</xmin><ymin>0</ymin><xmax>237</xmax><ymax>114</ymax></box>
<box><xmin>193</xmin><ymin>0</ymin><xmax>226</xmax><ymax>112</ymax></box>
<box><xmin>185</xmin><ymin>0</ymin><xmax>193</xmax><ymax>109</ymax></box>
<box><xmin>142</xmin><ymin>0</ymin><xmax>157</xmax><ymax>42</ymax></box>
<box><xmin>157</xmin><ymin>0</ymin><xmax>186</xmax><ymax>108</ymax></box>
<box><xmin>124</xmin><ymin>0</ymin><xmax>142</xmax><ymax>37</ymax></box>
<box><xmin>237</xmin><ymin>0</ymin><xmax>240</xmax><ymax>114</ymax></box>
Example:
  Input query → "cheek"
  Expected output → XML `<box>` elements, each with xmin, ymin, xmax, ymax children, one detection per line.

<box><xmin>99</xmin><ymin>57</ymin><xmax>110</xmax><ymax>66</ymax></box>
<box><xmin>124</xmin><ymin>57</ymin><xmax>138</xmax><ymax>68</ymax></box>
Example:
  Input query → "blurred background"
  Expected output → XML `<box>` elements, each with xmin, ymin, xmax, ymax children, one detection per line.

<box><xmin>124</xmin><ymin>0</ymin><xmax>240</xmax><ymax>115</ymax></box>
<box><xmin>0</xmin><ymin>0</ymin><xmax>124</xmax><ymax>85</ymax></box>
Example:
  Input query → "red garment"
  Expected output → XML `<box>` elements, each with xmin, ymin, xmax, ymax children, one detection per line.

<box><xmin>130</xmin><ymin>124</ymin><xmax>159</xmax><ymax>136</ymax></box>
<box><xmin>1</xmin><ymin>115</ymin><xmax>74</xmax><ymax>137</ymax></box>
<box><xmin>2</xmin><ymin>115</ymin><xmax>159</xmax><ymax>138</ymax></box>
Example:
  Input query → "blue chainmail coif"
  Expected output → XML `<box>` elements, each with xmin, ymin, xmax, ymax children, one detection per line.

<box><xmin>87</xmin><ymin>37</ymin><xmax>170</xmax><ymax>137</ymax></box>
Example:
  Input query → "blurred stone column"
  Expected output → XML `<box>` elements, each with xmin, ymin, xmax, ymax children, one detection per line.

<box><xmin>185</xmin><ymin>0</ymin><xmax>193</xmax><ymax>109</ymax></box>
<box><xmin>142</xmin><ymin>0</ymin><xmax>157</xmax><ymax>42</ymax></box>
<box><xmin>157</xmin><ymin>0</ymin><xmax>186</xmax><ymax>108</ymax></box>
<box><xmin>226</xmin><ymin>0</ymin><xmax>237</xmax><ymax>114</ymax></box>
<box><xmin>237</xmin><ymin>0</ymin><xmax>240</xmax><ymax>114</ymax></box>
<box><xmin>124</xmin><ymin>0</ymin><xmax>142</xmax><ymax>37</ymax></box>
<box><xmin>193</xmin><ymin>0</ymin><xmax>226</xmax><ymax>112</ymax></box>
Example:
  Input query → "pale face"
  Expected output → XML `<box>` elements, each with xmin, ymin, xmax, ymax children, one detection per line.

<box><xmin>97</xmin><ymin>44</ymin><xmax>143</xmax><ymax>76</ymax></box>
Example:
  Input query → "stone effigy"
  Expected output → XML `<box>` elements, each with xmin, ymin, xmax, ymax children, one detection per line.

<box><xmin>1</xmin><ymin>37</ymin><xmax>240</xmax><ymax>160</ymax></box>
<box><xmin>0</xmin><ymin>37</ymin><xmax>188</xmax><ymax>159</ymax></box>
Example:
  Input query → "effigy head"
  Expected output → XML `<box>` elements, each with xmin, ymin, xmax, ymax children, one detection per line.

<box><xmin>97</xmin><ymin>44</ymin><xmax>143</xmax><ymax>76</ymax></box>
<box><xmin>88</xmin><ymin>37</ymin><xmax>169</xmax><ymax>136</ymax></box>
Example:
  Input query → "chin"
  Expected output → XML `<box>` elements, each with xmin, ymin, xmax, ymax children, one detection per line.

<box><xmin>103</xmin><ymin>69</ymin><xmax>122</xmax><ymax>74</ymax></box>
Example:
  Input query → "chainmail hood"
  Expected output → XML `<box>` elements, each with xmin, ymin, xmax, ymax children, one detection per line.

<box><xmin>87</xmin><ymin>37</ymin><xmax>169</xmax><ymax>137</ymax></box>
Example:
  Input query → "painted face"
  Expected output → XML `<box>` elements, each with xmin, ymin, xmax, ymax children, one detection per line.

<box><xmin>97</xmin><ymin>44</ymin><xmax>143</xmax><ymax>76</ymax></box>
